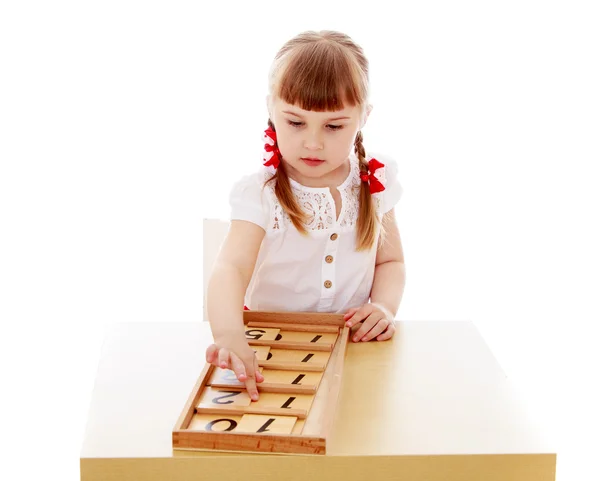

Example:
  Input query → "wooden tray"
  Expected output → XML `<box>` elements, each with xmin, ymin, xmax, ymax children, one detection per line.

<box><xmin>172</xmin><ymin>311</ymin><xmax>351</xmax><ymax>455</ymax></box>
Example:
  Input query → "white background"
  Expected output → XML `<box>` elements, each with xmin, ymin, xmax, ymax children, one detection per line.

<box><xmin>1</xmin><ymin>1</ymin><xmax>598</xmax><ymax>479</ymax></box>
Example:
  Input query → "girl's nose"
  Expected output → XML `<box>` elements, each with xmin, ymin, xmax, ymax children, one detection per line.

<box><xmin>303</xmin><ymin>129</ymin><xmax>323</xmax><ymax>150</ymax></box>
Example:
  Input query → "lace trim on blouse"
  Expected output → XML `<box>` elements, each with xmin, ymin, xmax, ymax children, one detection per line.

<box><xmin>262</xmin><ymin>153</ymin><xmax>384</xmax><ymax>232</ymax></box>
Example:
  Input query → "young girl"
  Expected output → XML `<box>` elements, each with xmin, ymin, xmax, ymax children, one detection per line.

<box><xmin>205</xmin><ymin>30</ymin><xmax>405</xmax><ymax>401</ymax></box>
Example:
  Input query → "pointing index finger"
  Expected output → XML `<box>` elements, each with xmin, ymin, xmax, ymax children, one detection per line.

<box><xmin>244</xmin><ymin>371</ymin><xmax>259</xmax><ymax>401</ymax></box>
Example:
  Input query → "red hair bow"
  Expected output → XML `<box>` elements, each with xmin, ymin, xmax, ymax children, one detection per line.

<box><xmin>263</xmin><ymin>126</ymin><xmax>281</xmax><ymax>168</ymax></box>
<box><xmin>360</xmin><ymin>158</ymin><xmax>385</xmax><ymax>193</ymax></box>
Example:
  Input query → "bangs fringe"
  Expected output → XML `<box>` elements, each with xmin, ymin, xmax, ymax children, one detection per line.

<box><xmin>276</xmin><ymin>42</ymin><xmax>364</xmax><ymax>112</ymax></box>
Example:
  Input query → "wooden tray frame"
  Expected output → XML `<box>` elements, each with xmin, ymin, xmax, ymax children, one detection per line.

<box><xmin>172</xmin><ymin>311</ymin><xmax>351</xmax><ymax>455</ymax></box>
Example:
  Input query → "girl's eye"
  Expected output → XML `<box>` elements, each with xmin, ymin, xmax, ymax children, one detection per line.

<box><xmin>287</xmin><ymin>120</ymin><xmax>343</xmax><ymax>131</ymax></box>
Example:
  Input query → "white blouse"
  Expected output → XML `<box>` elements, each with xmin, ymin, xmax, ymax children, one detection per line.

<box><xmin>228</xmin><ymin>150</ymin><xmax>403</xmax><ymax>314</ymax></box>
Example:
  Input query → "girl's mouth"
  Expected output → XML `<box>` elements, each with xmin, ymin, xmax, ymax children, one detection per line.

<box><xmin>302</xmin><ymin>158</ymin><xmax>325</xmax><ymax>167</ymax></box>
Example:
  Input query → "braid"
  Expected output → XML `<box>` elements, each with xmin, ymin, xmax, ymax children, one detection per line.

<box><xmin>264</xmin><ymin>119</ymin><xmax>310</xmax><ymax>234</ymax></box>
<box><xmin>355</xmin><ymin>130</ymin><xmax>384</xmax><ymax>251</ymax></box>
<box><xmin>354</xmin><ymin>130</ymin><xmax>366</xmax><ymax>162</ymax></box>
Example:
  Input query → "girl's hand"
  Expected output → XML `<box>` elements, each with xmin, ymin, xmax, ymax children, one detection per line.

<box><xmin>343</xmin><ymin>303</ymin><xmax>396</xmax><ymax>342</ymax></box>
<box><xmin>205</xmin><ymin>334</ymin><xmax>265</xmax><ymax>401</ymax></box>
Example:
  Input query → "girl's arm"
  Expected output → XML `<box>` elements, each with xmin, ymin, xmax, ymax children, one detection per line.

<box><xmin>206</xmin><ymin>219</ymin><xmax>266</xmax><ymax>399</ymax></box>
<box><xmin>207</xmin><ymin>219</ymin><xmax>265</xmax><ymax>338</ymax></box>
<box><xmin>344</xmin><ymin>208</ymin><xmax>405</xmax><ymax>342</ymax></box>
<box><xmin>369</xmin><ymin>208</ymin><xmax>406</xmax><ymax>318</ymax></box>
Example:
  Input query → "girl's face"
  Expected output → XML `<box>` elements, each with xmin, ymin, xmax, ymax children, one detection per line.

<box><xmin>268</xmin><ymin>96</ymin><xmax>371</xmax><ymax>187</ymax></box>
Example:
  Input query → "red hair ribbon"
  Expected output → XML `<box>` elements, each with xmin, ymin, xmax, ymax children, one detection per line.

<box><xmin>360</xmin><ymin>158</ymin><xmax>385</xmax><ymax>193</ymax></box>
<box><xmin>263</xmin><ymin>126</ymin><xmax>281</xmax><ymax>168</ymax></box>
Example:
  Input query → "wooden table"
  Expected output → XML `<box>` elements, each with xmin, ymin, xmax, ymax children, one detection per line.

<box><xmin>80</xmin><ymin>321</ymin><xmax>556</xmax><ymax>480</ymax></box>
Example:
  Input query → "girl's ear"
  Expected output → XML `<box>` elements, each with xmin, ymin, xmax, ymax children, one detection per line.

<box><xmin>360</xmin><ymin>104</ymin><xmax>373</xmax><ymax>129</ymax></box>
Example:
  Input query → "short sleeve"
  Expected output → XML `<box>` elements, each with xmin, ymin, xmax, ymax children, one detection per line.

<box><xmin>380</xmin><ymin>155</ymin><xmax>403</xmax><ymax>213</ymax></box>
<box><xmin>229</xmin><ymin>173</ymin><xmax>270</xmax><ymax>230</ymax></box>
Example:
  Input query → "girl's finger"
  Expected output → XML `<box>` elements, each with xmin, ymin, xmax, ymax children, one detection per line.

<box><xmin>376</xmin><ymin>323</ymin><xmax>396</xmax><ymax>341</ymax></box>
<box><xmin>217</xmin><ymin>348</ymin><xmax>230</xmax><ymax>370</ymax></box>
<box><xmin>241</xmin><ymin>357</ymin><xmax>259</xmax><ymax>401</ymax></box>
<box><xmin>230</xmin><ymin>352</ymin><xmax>247</xmax><ymax>381</ymax></box>
<box><xmin>254</xmin><ymin>357</ymin><xmax>264</xmax><ymax>383</ymax></box>
<box><xmin>361</xmin><ymin>318</ymin><xmax>390</xmax><ymax>342</ymax></box>
<box><xmin>352</xmin><ymin>311</ymin><xmax>381</xmax><ymax>341</ymax></box>
<box><xmin>206</xmin><ymin>344</ymin><xmax>219</xmax><ymax>364</ymax></box>
<box><xmin>343</xmin><ymin>306</ymin><xmax>360</xmax><ymax>322</ymax></box>
<box><xmin>346</xmin><ymin>304</ymin><xmax>372</xmax><ymax>328</ymax></box>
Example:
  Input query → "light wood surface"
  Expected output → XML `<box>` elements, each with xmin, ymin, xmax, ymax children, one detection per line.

<box><xmin>80</xmin><ymin>321</ymin><xmax>556</xmax><ymax>480</ymax></box>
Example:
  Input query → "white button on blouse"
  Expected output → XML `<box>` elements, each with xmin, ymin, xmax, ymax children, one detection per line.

<box><xmin>228</xmin><ymin>150</ymin><xmax>403</xmax><ymax>313</ymax></box>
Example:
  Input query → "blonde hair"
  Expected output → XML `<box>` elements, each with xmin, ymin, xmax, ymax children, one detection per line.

<box><xmin>264</xmin><ymin>30</ymin><xmax>385</xmax><ymax>251</ymax></box>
